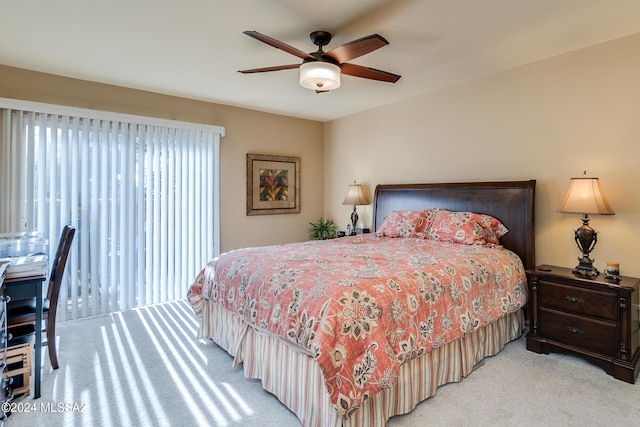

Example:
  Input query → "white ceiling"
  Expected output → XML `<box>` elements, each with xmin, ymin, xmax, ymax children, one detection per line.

<box><xmin>2</xmin><ymin>0</ymin><xmax>640</xmax><ymax>122</ymax></box>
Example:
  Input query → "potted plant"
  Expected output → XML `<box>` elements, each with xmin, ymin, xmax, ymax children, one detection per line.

<box><xmin>308</xmin><ymin>217</ymin><xmax>337</xmax><ymax>240</ymax></box>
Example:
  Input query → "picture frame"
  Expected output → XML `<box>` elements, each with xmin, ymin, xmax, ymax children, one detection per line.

<box><xmin>246</xmin><ymin>153</ymin><xmax>301</xmax><ymax>215</ymax></box>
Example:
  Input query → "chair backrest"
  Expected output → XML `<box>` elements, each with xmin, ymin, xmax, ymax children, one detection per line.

<box><xmin>46</xmin><ymin>226</ymin><xmax>76</xmax><ymax>308</ymax></box>
<box><xmin>0</xmin><ymin>261</ymin><xmax>8</xmax><ymax>294</ymax></box>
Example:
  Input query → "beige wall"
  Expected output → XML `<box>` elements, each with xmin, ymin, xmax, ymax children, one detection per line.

<box><xmin>325</xmin><ymin>32</ymin><xmax>640</xmax><ymax>277</ymax></box>
<box><xmin>3</xmin><ymin>31</ymin><xmax>639</xmax><ymax>277</ymax></box>
<box><xmin>0</xmin><ymin>65</ymin><xmax>324</xmax><ymax>253</ymax></box>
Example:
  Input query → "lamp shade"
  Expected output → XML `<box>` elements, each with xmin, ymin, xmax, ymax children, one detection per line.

<box><xmin>557</xmin><ymin>177</ymin><xmax>614</xmax><ymax>215</ymax></box>
<box><xmin>299</xmin><ymin>61</ymin><xmax>341</xmax><ymax>91</ymax></box>
<box><xmin>342</xmin><ymin>183</ymin><xmax>368</xmax><ymax>206</ymax></box>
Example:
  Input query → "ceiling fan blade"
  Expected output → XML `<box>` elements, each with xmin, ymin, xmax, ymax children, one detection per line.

<box><xmin>323</xmin><ymin>34</ymin><xmax>389</xmax><ymax>64</ymax></box>
<box><xmin>243</xmin><ymin>30</ymin><xmax>314</xmax><ymax>60</ymax></box>
<box><xmin>238</xmin><ymin>64</ymin><xmax>300</xmax><ymax>74</ymax></box>
<box><xmin>340</xmin><ymin>63</ymin><xmax>401</xmax><ymax>83</ymax></box>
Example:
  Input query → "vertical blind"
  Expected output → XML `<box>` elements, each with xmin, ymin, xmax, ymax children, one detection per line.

<box><xmin>0</xmin><ymin>99</ymin><xmax>225</xmax><ymax>321</ymax></box>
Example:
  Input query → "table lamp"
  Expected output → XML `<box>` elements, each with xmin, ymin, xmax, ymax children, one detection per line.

<box><xmin>557</xmin><ymin>173</ymin><xmax>614</xmax><ymax>276</ymax></box>
<box><xmin>342</xmin><ymin>182</ymin><xmax>369</xmax><ymax>235</ymax></box>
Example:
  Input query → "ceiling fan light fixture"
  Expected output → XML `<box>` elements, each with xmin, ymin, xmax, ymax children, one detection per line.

<box><xmin>299</xmin><ymin>61</ymin><xmax>341</xmax><ymax>91</ymax></box>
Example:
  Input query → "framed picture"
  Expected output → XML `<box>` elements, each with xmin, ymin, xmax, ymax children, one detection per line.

<box><xmin>246</xmin><ymin>153</ymin><xmax>301</xmax><ymax>215</ymax></box>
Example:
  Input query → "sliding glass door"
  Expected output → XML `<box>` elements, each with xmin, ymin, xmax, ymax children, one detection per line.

<box><xmin>1</xmin><ymin>100</ymin><xmax>224</xmax><ymax>320</ymax></box>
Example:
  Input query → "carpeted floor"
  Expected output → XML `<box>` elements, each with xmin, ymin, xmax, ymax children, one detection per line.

<box><xmin>5</xmin><ymin>299</ymin><xmax>640</xmax><ymax>426</ymax></box>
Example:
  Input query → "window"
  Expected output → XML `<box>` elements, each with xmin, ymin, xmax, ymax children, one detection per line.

<box><xmin>0</xmin><ymin>98</ymin><xmax>225</xmax><ymax>320</ymax></box>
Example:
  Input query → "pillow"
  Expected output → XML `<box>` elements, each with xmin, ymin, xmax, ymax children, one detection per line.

<box><xmin>376</xmin><ymin>209</ymin><xmax>437</xmax><ymax>238</ymax></box>
<box><xmin>426</xmin><ymin>209</ymin><xmax>508</xmax><ymax>245</ymax></box>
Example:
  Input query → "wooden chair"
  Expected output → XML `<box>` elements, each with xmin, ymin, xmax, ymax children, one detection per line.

<box><xmin>7</xmin><ymin>225</ymin><xmax>75</xmax><ymax>369</ymax></box>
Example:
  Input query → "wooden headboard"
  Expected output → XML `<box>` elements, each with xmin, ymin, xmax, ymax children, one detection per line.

<box><xmin>372</xmin><ymin>180</ymin><xmax>536</xmax><ymax>270</ymax></box>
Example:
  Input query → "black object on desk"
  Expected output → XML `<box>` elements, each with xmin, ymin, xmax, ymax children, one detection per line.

<box><xmin>4</xmin><ymin>275</ymin><xmax>45</xmax><ymax>399</ymax></box>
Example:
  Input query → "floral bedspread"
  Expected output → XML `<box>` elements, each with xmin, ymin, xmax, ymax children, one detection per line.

<box><xmin>188</xmin><ymin>234</ymin><xmax>527</xmax><ymax>416</ymax></box>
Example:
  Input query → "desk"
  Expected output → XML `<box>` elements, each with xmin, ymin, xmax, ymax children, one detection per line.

<box><xmin>4</xmin><ymin>275</ymin><xmax>45</xmax><ymax>399</ymax></box>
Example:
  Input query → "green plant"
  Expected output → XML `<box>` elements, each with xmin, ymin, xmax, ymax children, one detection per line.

<box><xmin>308</xmin><ymin>217</ymin><xmax>337</xmax><ymax>240</ymax></box>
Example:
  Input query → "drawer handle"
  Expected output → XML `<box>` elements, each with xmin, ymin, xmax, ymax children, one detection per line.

<box><xmin>566</xmin><ymin>326</ymin><xmax>585</xmax><ymax>335</ymax></box>
<box><xmin>565</xmin><ymin>296</ymin><xmax>584</xmax><ymax>304</ymax></box>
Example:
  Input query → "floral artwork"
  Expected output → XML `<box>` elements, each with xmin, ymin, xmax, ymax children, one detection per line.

<box><xmin>259</xmin><ymin>168</ymin><xmax>289</xmax><ymax>201</ymax></box>
<box><xmin>246</xmin><ymin>154</ymin><xmax>300</xmax><ymax>215</ymax></box>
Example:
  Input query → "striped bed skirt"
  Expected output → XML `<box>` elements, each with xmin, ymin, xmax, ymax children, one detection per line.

<box><xmin>196</xmin><ymin>301</ymin><xmax>524</xmax><ymax>427</ymax></box>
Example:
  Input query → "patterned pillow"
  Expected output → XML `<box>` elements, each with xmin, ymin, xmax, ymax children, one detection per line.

<box><xmin>376</xmin><ymin>209</ymin><xmax>437</xmax><ymax>238</ymax></box>
<box><xmin>426</xmin><ymin>209</ymin><xmax>508</xmax><ymax>245</ymax></box>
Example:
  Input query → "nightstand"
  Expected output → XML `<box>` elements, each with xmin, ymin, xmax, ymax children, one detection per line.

<box><xmin>526</xmin><ymin>265</ymin><xmax>640</xmax><ymax>383</ymax></box>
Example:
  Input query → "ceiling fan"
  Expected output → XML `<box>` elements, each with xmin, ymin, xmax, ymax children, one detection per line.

<box><xmin>238</xmin><ymin>30</ymin><xmax>401</xmax><ymax>92</ymax></box>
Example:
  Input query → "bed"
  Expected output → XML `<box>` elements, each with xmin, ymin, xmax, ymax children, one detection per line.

<box><xmin>188</xmin><ymin>180</ymin><xmax>536</xmax><ymax>426</ymax></box>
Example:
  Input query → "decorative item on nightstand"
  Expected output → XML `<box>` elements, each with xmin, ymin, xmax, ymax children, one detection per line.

<box><xmin>556</xmin><ymin>172</ymin><xmax>615</xmax><ymax>277</ymax></box>
<box><xmin>604</xmin><ymin>261</ymin><xmax>620</xmax><ymax>280</ymax></box>
<box><xmin>342</xmin><ymin>181</ymin><xmax>369</xmax><ymax>236</ymax></box>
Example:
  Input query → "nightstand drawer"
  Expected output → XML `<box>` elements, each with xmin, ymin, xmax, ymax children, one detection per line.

<box><xmin>539</xmin><ymin>280</ymin><xmax>616</xmax><ymax>321</ymax></box>
<box><xmin>540</xmin><ymin>308</ymin><xmax>617</xmax><ymax>356</ymax></box>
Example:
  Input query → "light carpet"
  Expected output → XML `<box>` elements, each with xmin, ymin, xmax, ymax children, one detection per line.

<box><xmin>5</xmin><ymin>299</ymin><xmax>639</xmax><ymax>426</ymax></box>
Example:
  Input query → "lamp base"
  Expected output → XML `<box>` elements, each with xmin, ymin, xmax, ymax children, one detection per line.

<box><xmin>573</xmin><ymin>256</ymin><xmax>599</xmax><ymax>277</ymax></box>
<box><xmin>572</xmin><ymin>215</ymin><xmax>599</xmax><ymax>278</ymax></box>
<box><xmin>350</xmin><ymin>206</ymin><xmax>359</xmax><ymax>236</ymax></box>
